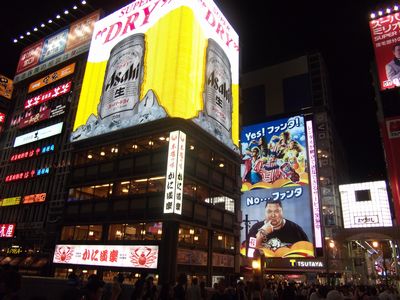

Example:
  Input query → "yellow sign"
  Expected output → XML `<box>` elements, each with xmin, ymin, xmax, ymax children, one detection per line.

<box><xmin>1</xmin><ymin>197</ymin><xmax>21</xmax><ymax>207</ymax></box>
<box><xmin>71</xmin><ymin>0</ymin><xmax>239</xmax><ymax>150</ymax></box>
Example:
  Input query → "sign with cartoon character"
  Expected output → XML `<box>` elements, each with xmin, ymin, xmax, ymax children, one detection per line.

<box><xmin>240</xmin><ymin>115</ymin><xmax>316</xmax><ymax>258</ymax></box>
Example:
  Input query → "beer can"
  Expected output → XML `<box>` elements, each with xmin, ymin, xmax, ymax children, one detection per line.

<box><xmin>203</xmin><ymin>38</ymin><xmax>232</xmax><ymax>134</ymax></box>
<box><xmin>98</xmin><ymin>33</ymin><xmax>145</xmax><ymax>120</ymax></box>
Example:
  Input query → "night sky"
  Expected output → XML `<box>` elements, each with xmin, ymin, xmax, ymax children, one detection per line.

<box><xmin>0</xmin><ymin>1</ymin><xmax>388</xmax><ymax>182</ymax></box>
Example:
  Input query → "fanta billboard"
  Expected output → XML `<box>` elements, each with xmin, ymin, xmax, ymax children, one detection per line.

<box><xmin>71</xmin><ymin>0</ymin><xmax>239</xmax><ymax>151</ymax></box>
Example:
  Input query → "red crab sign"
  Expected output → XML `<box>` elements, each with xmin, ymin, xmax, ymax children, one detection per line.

<box><xmin>53</xmin><ymin>244</ymin><xmax>158</xmax><ymax>268</ymax></box>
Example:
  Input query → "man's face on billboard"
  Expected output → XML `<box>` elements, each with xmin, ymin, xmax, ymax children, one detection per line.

<box><xmin>393</xmin><ymin>45</ymin><xmax>400</xmax><ymax>59</ymax></box>
<box><xmin>265</xmin><ymin>203</ymin><xmax>283</xmax><ymax>226</ymax></box>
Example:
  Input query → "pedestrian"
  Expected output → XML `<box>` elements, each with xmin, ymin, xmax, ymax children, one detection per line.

<box><xmin>173</xmin><ymin>273</ymin><xmax>187</xmax><ymax>300</ymax></box>
<box><xmin>187</xmin><ymin>278</ymin><xmax>201</xmax><ymax>300</ymax></box>
<box><xmin>60</xmin><ymin>272</ymin><xmax>82</xmax><ymax>300</ymax></box>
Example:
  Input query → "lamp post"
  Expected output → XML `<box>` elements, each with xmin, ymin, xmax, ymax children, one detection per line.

<box><xmin>242</xmin><ymin>214</ymin><xmax>258</xmax><ymax>257</ymax></box>
<box><xmin>242</xmin><ymin>214</ymin><xmax>262</xmax><ymax>280</ymax></box>
<box><xmin>372</xmin><ymin>241</ymin><xmax>389</xmax><ymax>285</ymax></box>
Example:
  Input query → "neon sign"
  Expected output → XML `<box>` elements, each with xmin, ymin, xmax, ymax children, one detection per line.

<box><xmin>23</xmin><ymin>193</ymin><xmax>46</xmax><ymax>204</ymax></box>
<box><xmin>0</xmin><ymin>224</ymin><xmax>15</xmax><ymax>238</ymax></box>
<box><xmin>24</xmin><ymin>81</ymin><xmax>71</xmax><ymax>109</ymax></box>
<box><xmin>5</xmin><ymin>167</ymin><xmax>50</xmax><ymax>182</ymax></box>
<box><xmin>10</xmin><ymin>144</ymin><xmax>55</xmax><ymax>162</ymax></box>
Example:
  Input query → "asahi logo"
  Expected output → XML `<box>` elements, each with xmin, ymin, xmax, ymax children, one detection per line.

<box><xmin>289</xmin><ymin>259</ymin><xmax>324</xmax><ymax>268</ymax></box>
<box><xmin>207</xmin><ymin>70</ymin><xmax>231</xmax><ymax>103</ymax></box>
<box><xmin>105</xmin><ymin>62</ymin><xmax>140</xmax><ymax>92</ymax></box>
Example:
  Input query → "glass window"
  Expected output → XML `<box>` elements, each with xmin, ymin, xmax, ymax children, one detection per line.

<box><xmin>196</xmin><ymin>184</ymin><xmax>209</xmax><ymax>202</ymax></box>
<box><xmin>93</xmin><ymin>183</ymin><xmax>113</xmax><ymax>199</ymax></box>
<box><xmin>108</xmin><ymin>222</ymin><xmax>163</xmax><ymax>241</ymax></box>
<box><xmin>88</xmin><ymin>225</ymin><xmax>102</xmax><ymax>241</ymax></box>
<box><xmin>178</xmin><ymin>225</ymin><xmax>208</xmax><ymax>247</ymax></box>
<box><xmin>148</xmin><ymin>177</ymin><xmax>165</xmax><ymax>193</ymax></box>
<box><xmin>183</xmin><ymin>180</ymin><xmax>197</xmax><ymax>199</ymax></box>
<box><xmin>80</xmin><ymin>186</ymin><xmax>94</xmax><ymax>200</ymax></box>
<box><xmin>61</xmin><ymin>226</ymin><xmax>75</xmax><ymax>241</ymax></box>
<box><xmin>74</xmin><ymin>225</ymin><xmax>89</xmax><ymax>240</ymax></box>
<box><xmin>124</xmin><ymin>224</ymin><xmax>139</xmax><ymax>240</ymax></box>
<box><xmin>114</xmin><ymin>181</ymin><xmax>131</xmax><ymax>196</ymax></box>
<box><xmin>144</xmin><ymin>222</ymin><xmax>163</xmax><ymax>240</ymax></box>
<box><xmin>130</xmin><ymin>179</ymin><xmax>147</xmax><ymax>195</ymax></box>
<box><xmin>212</xmin><ymin>233</ymin><xmax>234</xmax><ymax>250</ymax></box>
<box><xmin>68</xmin><ymin>188</ymin><xmax>80</xmax><ymax>202</ymax></box>
<box><xmin>109</xmin><ymin>224</ymin><xmax>125</xmax><ymax>240</ymax></box>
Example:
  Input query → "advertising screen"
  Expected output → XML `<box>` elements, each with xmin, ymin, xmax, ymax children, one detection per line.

<box><xmin>381</xmin><ymin>117</ymin><xmax>400</xmax><ymax>223</ymax></box>
<box><xmin>28</xmin><ymin>63</ymin><xmax>75</xmax><ymax>93</ymax></box>
<box><xmin>13</xmin><ymin>122</ymin><xmax>63</xmax><ymax>147</ymax></box>
<box><xmin>240</xmin><ymin>115</ymin><xmax>315</xmax><ymax>258</ymax></box>
<box><xmin>339</xmin><ymin>181</ymin><xmax>393</xmax><ymax>228</ymax></box>
<box><xmin>369</xmin><ymin>12</ymin><xmax>400</xmax><ymax>90</ymax></box>
<box><xmin>53</xmin><ymin>244</ymin><xmax>158</xmax><ymax>268</ymax></box>
<box><xmin>0</xmin><ymin>75</ymin><xmax>13</xmax><ymax>99</ymax></box>
<box><xmin>71</xmin><ymin>0</ymin><xmax>239</xmax><ymax>151</ymax></box>
<box><xmin>14</xmin><ymin>11</ymin><xmax>100</xmax><ymax>83</ymax></box>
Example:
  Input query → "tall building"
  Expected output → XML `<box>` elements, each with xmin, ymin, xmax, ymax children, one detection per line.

<box><xmin>0</xmin><ymin>0</ymin><xmax>242</xmax><ymax>286</ymax></box>
<box><xmin>0</xmin><ymin>11</ymin><xmax>102</xmax><ymax>275</ymax></box>
<box><xmin>240</xmin><ymin>53</ymin><xmax>349</xmax><ymax>278</ymax></box>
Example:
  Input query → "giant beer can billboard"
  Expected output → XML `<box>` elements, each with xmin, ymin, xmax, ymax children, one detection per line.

<box><xmin>71</xmin><ymin>0</ymin><xmax>239</xmax><ymax>150</ymax></box>
<box><xmin>369</xmin><ymin>12</ymin><xmax>400</xmax><ymax>90</ymax></box>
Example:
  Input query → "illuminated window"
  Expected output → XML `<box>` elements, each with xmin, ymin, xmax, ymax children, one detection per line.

<box><xmin>61</xmin><ymin>225</ymin><xmax>103</xmax><ymax>241</ymax></box>
<box><xmin>213</xmin><ymin>233</ymin><xmax>235</xmax><ymax>251</ymax></box>
<box><xmin>178</xmin><ymin>225</ymin><xmax>208</xmax><ymax>247</ymax></box>
<box><xmin>147</xmin><ymin>177</ymin><xmax>165</xmax><ymax>193</ymax></box>
<box><xmin>108</xmin><ymin>222</ymin><xmax>163</xmax><ymax>241</ymax></box>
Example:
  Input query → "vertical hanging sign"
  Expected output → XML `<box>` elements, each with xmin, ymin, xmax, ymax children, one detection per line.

<box><xmin>164</xmin><ymin>130</ymin><xmax>186</xmax><ymax>214</ymax></box>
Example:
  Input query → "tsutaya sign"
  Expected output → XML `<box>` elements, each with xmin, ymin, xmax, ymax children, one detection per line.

<box><xmin>71</xmin><ymin>0</ymin><xmax>239</xmax><ymax>151</ymax></box>
<box><xmin>264</xmin><ymin>258</ymin><xmax>325</xmax><ymax>269</ymax></box>
<box><xmin>164</xmin><ymin>130</ymin><xmax>186</xmax><ymax>215</ymax></box>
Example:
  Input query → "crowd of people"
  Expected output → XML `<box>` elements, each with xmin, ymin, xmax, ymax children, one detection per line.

<box><xmin>0</xmin><ymin>267</ymin><xmax>400</xmax><ymax>300</ymax></box>
<box><xmin>58</xmin><ymin>273</ymin><xmax>400</xmax><ymax>300</ymax></box>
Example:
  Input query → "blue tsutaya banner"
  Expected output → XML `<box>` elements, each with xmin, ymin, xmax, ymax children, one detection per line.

<box><xmin>240</xmin><ymin>115</ymin><xmax>315</xmax><ymax>258</ymax></box>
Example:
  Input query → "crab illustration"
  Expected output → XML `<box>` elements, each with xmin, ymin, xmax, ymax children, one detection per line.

<box><xmin>54</xmin><ymin>246</ymin><xmax>74</xmax><ymax>263</ymax></box>
<box><xmin>130</xmin><ymin>247</ymin><xmax>157</xmax><ymax>268</ymax></box>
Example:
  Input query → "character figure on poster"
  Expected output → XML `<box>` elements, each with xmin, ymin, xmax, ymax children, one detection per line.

<box><xmin>248</xmin><ymin>200</ymin><xmax>309</xmax><ymax>251</ymax></box>
<box><xmin>385</xmin><ymin>43</ymin><xmax>400</xmax><ymax>86</ymax></box>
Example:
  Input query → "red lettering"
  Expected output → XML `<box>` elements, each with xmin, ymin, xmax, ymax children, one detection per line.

<box><xmin>122</xmin><ymin>12</ymin><xmax>140</xmax><ymax>35</ymax></box>
<box><xmin>104</xmin><ymin>22</ymin><xmax>123</xmax><ymax>43</ymax></box>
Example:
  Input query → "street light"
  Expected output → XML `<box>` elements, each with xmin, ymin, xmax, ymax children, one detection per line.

<box><xmin>242</xmin><ymin>214</ymin><xmax>258</xmax><ymax>257</ymax></box>
<box><xmin>372</xmin><ymin>241</ymin><xmax>389</xmax><ymax>285</ymax></box>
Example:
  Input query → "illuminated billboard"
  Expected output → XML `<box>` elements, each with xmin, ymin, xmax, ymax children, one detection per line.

<box><xmin>53</xmin><ymin>244</ymin><xmax>158</xmax><ymax>268</ymax></box>
<box><xmin>71</xmin><ymin>0</ymin><xmax>239</xmax><ymax>150</ymax></box>
<box><xmin>14</xmin><ymin>122</ymin><xmax>63</xmax><ymax>147</ymax></box>
<box><xmin>381</xmin><ymin>117</ymin><xmax>400</xmax><ymax>224</ymax></box>
<box><xmin>0</xmin><ymin>112</ymin><xmax>5</xmax><ymax>134</ymax></box>
<box><xmin>0</xmin><ymin>197</ymin><xmax>21</xmax><ymax>207</ymax></box>
<box><xmin>164</xmin><ymin>130</ymin><xmax>186</xmax><ymax>215</ymax></box>
<box><xmin>23</xmin><ymin>193</ymin><xmax>46</xmax><ymax>204</ymax></box>
<box><xmin>14</xmin><ymin>11</ymin><xmax>100</xmax><ymax>83</ymax></box>
<box><xmin>339</xmin><ymin>181</ymin><xmax>392</xmax><ymax>228</ymax></box>
<box><xmin>28</xmin><ymin>63</ymin><xmax>75</xmax><ymax>93</ymax></box>
<box><xmin>0</xmin><ymin>224</ymin><xmax>15</xmax><ymax>238</ymax></box>
<box><xmin>0</xmin><ymin>75</ymin><xmax>13</xmax><ymax>99</ymax></box>
<box><xmin>240</xmin><ymin>115</ymin><xmax>317</xmax><ymax>258</ymax></box>
<box><xmin>369</xmin><ymin>12</ymin><xmax>400</xmax><ymax>90</ymax></box>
